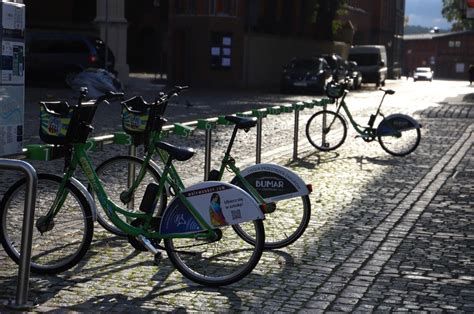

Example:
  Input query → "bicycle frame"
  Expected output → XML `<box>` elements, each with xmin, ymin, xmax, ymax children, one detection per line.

<box><xmin>46</xmin><ymin>142</ymin><xmax>216</xmax><ymax>240</ymax></box>
<box><xmin>331</xmin><ymin>91</ymin><xmax>389</xmax><ymax>136</ymax></box>
<box><xmin>122</xmin><ymin>127</ymin><xmax>268</xmax><ymax>215</ymax></box>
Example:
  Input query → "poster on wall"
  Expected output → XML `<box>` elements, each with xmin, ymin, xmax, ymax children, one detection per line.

<box><xmin>0</xmin><ymin>85</ymin><xmax>23</xmax><ymax>156</ymax></box>
<box><xmin>1</xmin><ymin>40</ymin><xmax>24</xmax><ymax>84</ymax></box>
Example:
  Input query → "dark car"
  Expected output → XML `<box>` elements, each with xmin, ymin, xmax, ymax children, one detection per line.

<box><xmin>25</xmin><ymin>30</ymin><xmax>115</xmax><ymax>83</ymax></box>
<box><xmin>346</xmin><ymin>61</ymin><xmax>362</xmax><ymax>90</ymax></box>
<box><xmin>280</xmin><ymin>57</ymin><xmax>332</xmax><ymax>94</ymax></box>
<box><xmin>320</xmin><ymin>53</ymin><xmax>348</xmax><ymax>84</ymax></box>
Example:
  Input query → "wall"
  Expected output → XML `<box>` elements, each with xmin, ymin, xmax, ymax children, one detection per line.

<box><xmin>242</xmin><ymin>34</ymin><xmax>349</xmax><ymax>88</ymax></box>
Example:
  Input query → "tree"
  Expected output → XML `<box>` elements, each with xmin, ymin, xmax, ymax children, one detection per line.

<box><xmin>442</xmin><ymin>0</ymin><xmax>474</xmax><ymax>30</ymax></box>
<box><xmin>311</xmin><ymin>0</ymin><xmax>348</xmax><ymax>40</ymax></box>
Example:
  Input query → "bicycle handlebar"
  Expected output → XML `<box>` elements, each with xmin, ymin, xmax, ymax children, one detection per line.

<box><xmin>95</xmin><ymin>91</ymin><xmax>125</xmax><ymax>104</ymax></box>
<box><xmin>155</xmin><ymin>85</ymin><xmax>189</xmax><ymax>103</ymax></box>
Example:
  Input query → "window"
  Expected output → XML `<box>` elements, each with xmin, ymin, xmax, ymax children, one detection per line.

<box><xmin>449</xmin><ymin>40</ymin><xmax>461</xmax><ymax>48</ymax></box>
<box><xmin>210</xmin><ymin>32</ymin><xmax>232</xmax><ymax>70</ymax></box>
<box><xmin>175</xmin><ymin>0</ymin><xmax>237</xmax><ymax>16</ymax></box>
<box><xmin>209</xmin><ymin>0</ymin><xmax>236</xmax><ymax>16</ymax></box>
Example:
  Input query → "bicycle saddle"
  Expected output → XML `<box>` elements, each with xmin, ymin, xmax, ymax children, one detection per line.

<box><xmin>225</xmin><ymin>115</ymin><xmax>257</xmax><ymax>129</ymax></box>
<box><xmin>156</xmin><ymin>141</ymin><xmax>195</xmax><ymax>161</ymax></box>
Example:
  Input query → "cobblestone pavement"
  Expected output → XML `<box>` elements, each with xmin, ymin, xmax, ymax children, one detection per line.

<box><xmin>0</xmin><ymin>78</ymin><xmax>473</xmax><ymax>312</ymax></box>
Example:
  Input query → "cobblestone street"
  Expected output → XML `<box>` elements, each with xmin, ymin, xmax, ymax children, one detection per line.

<box><xmin>0</xmin><ymin>78</ymin><xmax>473</xmax><ymax>312</ymax></box>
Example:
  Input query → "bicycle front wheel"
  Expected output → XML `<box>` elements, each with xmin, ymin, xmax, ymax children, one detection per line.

<box><xmin>306</xmin><ymin>110</ymin><xmax>347</xmax><ymax>151</ymax></box>
<box><xmin>0</xmin><ymin>174</ymin><xmax>93</xmax><ymax>274</ymax></box>
<box><xmin>93</xmin><ymin>155</ymin><xmax>166</xmax><ymax>236</ymax></box>
<box><xmin>233</xmin><ymin>195</ymin><xmax>311</xmax><ymax>249</ymax></box>
<box><xmin>164</xmin><ymin>220</ymin><xmax>265</xmax><ymax>286</ymax></box>
<box><xmin>377</xmin><ymin>117</ymin><xmax>421</xmax><ymax>156</ymax></box>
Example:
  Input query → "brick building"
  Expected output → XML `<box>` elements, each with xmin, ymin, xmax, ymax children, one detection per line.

<box><xmin>21</xmin><ymin>0</ymin><xmax>406</xmax><ymax>87</ymax></box>
<box><xmin>344</xmin><ymin>0</ymin><xmax>405</xmax><ymax>78</ymax></box>
<box><xmin>404</xmin><ymin>30</ymin><xmax>474</xmax><ymax>80</ymax></box>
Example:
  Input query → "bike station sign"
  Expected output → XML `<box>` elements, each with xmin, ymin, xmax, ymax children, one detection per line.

<box><xmin>0</xmin><ymin>1</ymin><xmax>25</xmax><ymax>156</ymax></box>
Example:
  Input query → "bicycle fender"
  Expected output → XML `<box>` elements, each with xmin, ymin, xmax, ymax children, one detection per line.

<box><xmin>377</xmin><ymin>114</ymin><xmax>421</xmax><ymax>136</ymax></box>
<box><xmin>230</xmin><ymin>163</ymin><xmax>310</xmax><ymax>203</ymax></box>
<box><xmin>159</xmin><ymin>181</ymin><xmax>264</xmax><ymax>235</ymax></box>
<box><xmin>69</xmin><ymin>177</ymin><xmax>98</xmax><ymax>222</ymax></box>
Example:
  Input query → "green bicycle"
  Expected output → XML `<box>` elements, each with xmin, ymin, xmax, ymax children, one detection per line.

<box><xmin>0</xmin><ymin>88</ymin><xmax>266</xmax><ymax>286</ymax></box>
<box><xmin>305</xmin><ymin>81</ymin><xmax>422</xmax><ymax>156</ymax></box>
<box><xmin>93</xmin><ymin>86</ymin><xmax>312</xmax><ymax>249</ymax></box>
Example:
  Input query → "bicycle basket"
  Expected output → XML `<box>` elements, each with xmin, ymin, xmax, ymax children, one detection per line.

<box><xmin>121</xmin><ymin>96</ymin><xmax>167</xmax><ymax>135</ymax></box>
<box><xmin>325</xmin><ymin>82</ymin><xmax>345</xmax><ymax>99</ymax></box>
<box><xmin>39</xmin><ymin>101</ymin><xmax>97</xmax><ymax>145</ymax></box>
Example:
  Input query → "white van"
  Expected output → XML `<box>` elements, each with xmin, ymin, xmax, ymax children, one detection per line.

<box><xmin>348</xmin><ymin>45</ymin><xmax>388</xmax><ymax>87</ymax></box>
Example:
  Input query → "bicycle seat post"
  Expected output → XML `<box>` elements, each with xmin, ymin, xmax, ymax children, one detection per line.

<box><xmin>224</xmin><ymin>124</ymin><xmax>239</xmax><ymax>157</ymax></box>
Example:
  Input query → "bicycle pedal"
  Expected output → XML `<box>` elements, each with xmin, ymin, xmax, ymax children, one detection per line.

<box><xmin>154</xmin><ymin>252</ymin><xmax>162</xmax><ymax>265</ymax></box>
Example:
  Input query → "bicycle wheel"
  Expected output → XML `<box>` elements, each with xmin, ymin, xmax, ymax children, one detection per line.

<box><xmin>0</xmin><ymin>174</ymin><xmax>93</xmax><ymax>274</ymax></box>
<box><xmin>232</xmin><ymin>195</ymin><xmax>311</xmax><ymax>249</ymax></box>
<box><xmin>377</xmin><ymin>117</ymin><xmax>421</xmax><ymax>156</ymax></box>
<box><xmin>306</xmin><ymin>110</ymin><xmax>347</xmax><ymax>151</ymax></box>
<box><xmin>93</xmin><ymin>155</ymin><xmax>166</xmax><ymax>236</ymax></box>
<box><xmin>164</xmin><ymin>219</ymin><xmax>265</xmax><ymax>286</ymax></box>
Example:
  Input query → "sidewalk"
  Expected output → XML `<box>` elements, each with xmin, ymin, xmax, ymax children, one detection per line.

<box><xmin>0</xmin><ymin>80</ymin><xmax>473</xmax><ymax>312</ymax></box>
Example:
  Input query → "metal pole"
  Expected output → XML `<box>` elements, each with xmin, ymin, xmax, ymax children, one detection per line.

<box><xmin>204</xmin><ymin>128</ymin><xmax>212</xmax><ymax>181</ymax></box>
<box><xmin>293</xmin><ymin>108</ymin><xmax>299</xmax><ymax>161</ymax></box>
<box><xmin>0</xmin><ymin>159</ymin><xmax>37</xmax><ymax>310</ymax></box>
<box><xmin>127</xmin><ymin>144</ymin><xmax>137</xmax><ymax>209</ymax></box>
<box><xmin>104</xmin><ymin>0</ymin><xmax>109</xmax><ymax>69</ymax></box>
<box><xmin>256</xmin><ymin>117</ymin><xmax>262</xmax><ymax>164</ymax></box>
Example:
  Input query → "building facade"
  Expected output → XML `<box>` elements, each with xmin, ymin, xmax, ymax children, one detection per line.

<box><xmin>21</xmin><ymin>0</ymin><xmax>406</xmax><ymax>87</ymax></box>
<box><xmin>404</xmin><ymin>31</ymin><xmax>474</xmax><ymax>80</ymax></box>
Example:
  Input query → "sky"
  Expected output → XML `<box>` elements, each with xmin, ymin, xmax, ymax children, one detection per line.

<box><xmin>405</xmin><ymin>0</ymin><xmax>452</xmax><ymax>29</ymax></box>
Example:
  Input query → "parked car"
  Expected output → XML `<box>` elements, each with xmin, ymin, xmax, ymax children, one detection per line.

<box><xmin>346</xmin><ymin>61</ymin><xmax>362</xmax><ymax>90</ymax></box>
<box><xmin>348</xmin><ymin>45</ymin><xmax>388</xmax><ymax>87</ymax></box>
<box><xmin>25</xmin><ymin>30</ymin><xmax>115</xmax><ymax>83</ymax></box>
<box><xmin>413</xmin><ymin>67</ymin><xmax>433</xmax><ymax>82</ymax></box>
<box><xmin>280</xmin><ymin>57</ymin><xmax>332</xmax><ymax>94</ymax></box>
<box><xmin>320</xmin><ymin>53</ymin><xmax>348</xmax><ymax>84</ymax></box>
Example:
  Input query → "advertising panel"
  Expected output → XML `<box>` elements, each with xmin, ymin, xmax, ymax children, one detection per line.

<box><xmin>160</xmin><ymin>181</ymin><xmax>263</xmax><ymax>235</ymax></box>
<box><xmin>0</xmin><ymin>85</ymin><xmax>23</xmax><ymax>156</ymax></box>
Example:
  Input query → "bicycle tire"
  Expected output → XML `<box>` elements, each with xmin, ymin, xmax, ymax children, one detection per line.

<box><xmin>232</xmin><ymin>194</ymin><xmax>311</xmax><ymax>249</ymax></box>
<box><xmin>92</xmin><ymin>155</ymin><xmax>166</xmax><ymax>236</ymax></box>
<box><xmin>164</xmin><ymin>219</ymin><xmax>265</xmax><ymax>286</ymax></box>
<box><xmin>0</xmin><ymin>174</ymin><xmax>93</xmax><ymax>274</ymax></box>
<box><xmin>377</xmin><ymin>117</ymin><xmax>421</xmax><ymax>156</ymax></box>
<box><xmin>306</xmin><ymin>110</ymin><xmax>347</xmax><ymax>151</ymax></box>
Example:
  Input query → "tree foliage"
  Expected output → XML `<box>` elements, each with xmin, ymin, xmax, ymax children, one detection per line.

<box><xmin>442</xmin><ymin>0</ymin><xmax>474</xmax><ymax>30</ymax></box>
<box><xmin>311</xmin><ymin>0</ymin><xmax>348</xmax><ymax>40</ymax></box>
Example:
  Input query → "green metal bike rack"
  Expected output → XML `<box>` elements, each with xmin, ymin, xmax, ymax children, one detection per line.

<box><xmin>252</xmin><ymin>108</ymin><xmax>268</xmax><ymax>163</ymax></box>
<box><xmin>173</xmin><ymin>123</ymin><xmax>195</xmax><ymax>137</ymax></box>
<box><xmin>266</xmin><ymin>105</ymin><xmax>281</xmax><ymax>115</ymax></box>
<box><xmin>197</xmin><ymin>118</ymin><xmax>218</xmax><ymax>180</ymax></box>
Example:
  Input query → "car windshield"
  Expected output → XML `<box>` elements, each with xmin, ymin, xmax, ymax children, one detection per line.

<box><xmin>348</xmin><ymin>53</ymin><xmax>380</xmax><ymax>66</ymax></box>
<box><xmin>415</xmin><ymin>68</ymin><xmax>431</xmax><ymax>72</ymax></box>
<box><xmin>289</xmin><ymin>59</ymin><xmax>323</xmax><ymax>71</ymax></box>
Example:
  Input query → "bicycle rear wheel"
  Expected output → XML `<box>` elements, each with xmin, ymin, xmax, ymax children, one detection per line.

<box><xmin>306</xmin><ymin>110</ymin><xmax>347</xmax><ymax>151</ymax></box>
<box><xmin>377</xmin><ymin>117</ymin><xmax>421</xmax><ymax>156</ymax></box>
<box><xmin>233</xmin><ymin>195</ymin><xmax>310</xmax><ymax>249</ymax></box>
<box><xmin>0</xmin><ymin>174</ymin><xmax>93</xmax><ymax>274</ymax></box>
<box><xmin>164</xmin><ymin>219</ymin><xmax>265</xmax><ymax>286</ymax></box>
<box><xmin>93</xmin><ymin>155</ymin><xmax>166</xmax><ymax>236</ymax></box>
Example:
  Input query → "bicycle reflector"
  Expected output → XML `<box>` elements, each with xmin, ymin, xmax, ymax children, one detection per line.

<box><xmin>306</xmin><ymin>184</ymin><xmax>313</xmax><ymax>193</ymax></box>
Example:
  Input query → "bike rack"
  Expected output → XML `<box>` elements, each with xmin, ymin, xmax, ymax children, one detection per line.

<box><xmin>0</xmin><ymin>158</ymin><xmax>38</xmax><ymax>310</ymax></box>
